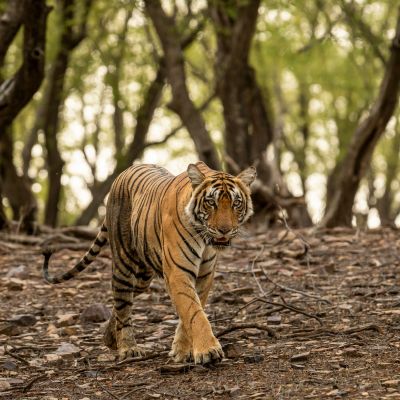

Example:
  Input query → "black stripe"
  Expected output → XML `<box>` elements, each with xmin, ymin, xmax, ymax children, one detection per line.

<box><xmin>95</xmin><ymin>237</ymin><xmax>107</xmax><ymax>246</ymax></box>
<box><xmin>198</xmin><ymin>270</ymin><xmax>213</xmax><ymax>279</ymax></box>
<box><xmin>114</xmin><ymin>261</ymin><xmax>133</xmax><ymax>278</ymax></box>
<box><xmin>175</xmin><ymin>196</ymin><xmax>201</xmax><ymax>246</ymax></box>
<box><xmin>177</xmin><ymin>291</ymin><xmax>199</xmax><ymax>304</ymax></box>
<box><xmin>115</xmin><ymin>299</ymin><xmax>133</xmax><ymax>311</ymax></box>
<box><xmin>89</xmin><ymin>248</ymin><xmax>100</xmax><ymax>257</ymax></box>
<box><xmin>83</xmin><ymin>255</ymin><xmax>91</xmax><ymax>264</ymax></box>
<box><xmin>76</xmin><ymin>263</ymin><xmax>86</xmax><ymax>272</ymax></box>
<box><xmin>177</xmin><ymin>241</ymin><xmax>197</xmax><ymax>267</ymax></box>
<box><xmin>173</xmin><ymin>221</ymin><xmax>200</xmax><ymax>259</ymax></box>
<box><xmin>202</xmin><ymin>253</ymin><xmax>216</xmax><ymax>264</ymax></box>
<box><xmin>190</xmin><ymin>309</ymin><xmax>202</xmax><ymax>325</ymax></box>
<box><xmin>62</xmin><ymin>272</ymin><xmax>74</xmax><ymax>280</ymax></box>
<box><xmin>166</xmin><ymin>247</ymin><xmax>197</xmax><ymax>280</ymax></box>
<box><xmin>114</xmin><ymin>287</ymin><xmax>134</xmax><ymax>293</ymax></box>
<box><xmin>113</xmin><ymin>274</ymin><xmax>133</xmax><ymax>288</ymax></box>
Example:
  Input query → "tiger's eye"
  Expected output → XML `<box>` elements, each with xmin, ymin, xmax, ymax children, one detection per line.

<box><xmin>207</xmin><ymin>199</ymin><xmax>215</xmax><ymax>206</ymax></box>
<box><xmin>233</xmin><ymin>199</ymin><xmax>241</xmax><ymax>207</ymax></box>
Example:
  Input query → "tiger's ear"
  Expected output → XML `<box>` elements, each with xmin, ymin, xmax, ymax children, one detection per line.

<box><xmin>237</xmin><ymin>166</ymin><xmax>256</xmax><ymax>186</ymax></box>
<box><xmin>187</xmin><ymin>164</ymin><xmax>206</xmax><ymax>188</ymax></box>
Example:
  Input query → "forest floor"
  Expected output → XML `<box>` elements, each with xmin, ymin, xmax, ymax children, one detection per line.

<box><xmin>1</xmin><ymin>226</ymin><xmax>400</xmax><ymax>399</ymax></box>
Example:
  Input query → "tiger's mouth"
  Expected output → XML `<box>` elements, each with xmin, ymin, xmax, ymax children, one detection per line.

<box><xmin>211</xmin><ymin>237</ymin><xmax>231</xmax><ymax>247</ymax></box>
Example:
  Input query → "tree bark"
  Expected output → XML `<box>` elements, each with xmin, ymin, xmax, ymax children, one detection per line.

<box><xmin>0</xmin><ymin>0</ymin><xmax>49</xmax><ymax>135</ymax></box>
<box><xmin>209</xmin><ymin>0</ymin><xmax>273</xmax><ymax>176</ymax></box>
<box><xmin>321</xmin><ymin>11</ymin><xmax>400</xmax><ymax>227</ymax></box>
<box><xmin>42</xmin><ymin>0</ymin><xmax>92</xmax><ymax>227</ymax></box>
<box><xmin>376</xmin><ymin>121</ymin><xmax>400</xmax><ymax>226</ymax></box>
<box><xmin>145</xmin><ymin>0</ymin><xmax>220</xmax><ymax>170</ymax></box>
<box><xmin>0</xmin><ymin>0</ymin><xmax>24</xmax><ymax>67</ymax></box>
<box><xmin>0</xmin><ymin>129</ymin><xmax>37</xmax><ymax>233</ymax></box>
<box><xmin>0</xmin><ymin>0</ymin><xmax>49</xmax><ymax>230</ymax></box>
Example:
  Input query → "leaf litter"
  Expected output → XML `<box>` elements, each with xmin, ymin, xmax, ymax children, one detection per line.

<box><xmin>0</xmin><ymin>227</ymin><xmax>400</xmax><ymax>399</ymax></box>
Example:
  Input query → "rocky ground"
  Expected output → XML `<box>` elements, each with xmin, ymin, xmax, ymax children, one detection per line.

<box><xmin>1</xmin><ymin>226</ymin><xmax>400</xmax><ymax>399</ymax></box>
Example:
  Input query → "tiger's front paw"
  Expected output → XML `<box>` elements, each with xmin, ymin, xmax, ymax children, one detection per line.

<box><xmin>118</xmin><ymin>345</ymin><xmax>146</xmax><ymax>361</ymax></box>
<box><xmin>169</xmin><ymin>341</ymin><xmax>192</xmax><ymax>363</ymax></box>
<box><xmin>116</xmin><ymin>327</ymin><xmax>144</xmax><ymax>360</ymax></box>
<box><xmin>192</xmin><ymin>336</ymin><xmax>224</xmax><ymax>364</ymax></box>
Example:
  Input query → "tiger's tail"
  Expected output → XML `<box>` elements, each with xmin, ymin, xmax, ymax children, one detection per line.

<box><xmin>42</xmin><ymin>223</ymin><xmax>108</xmax><ymax>284</ymax></box>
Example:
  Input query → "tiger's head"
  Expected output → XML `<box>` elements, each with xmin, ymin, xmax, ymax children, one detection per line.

<box><xmin>185</xmin><ymin>163</ymin><xmax>256</xmax><ymax>249</ymax></box>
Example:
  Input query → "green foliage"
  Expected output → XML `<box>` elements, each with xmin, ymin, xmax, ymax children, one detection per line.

<box><xmin>3</xmin><ymin>0</ymin><xmax>399</xmax><ymax>225</ymax></box>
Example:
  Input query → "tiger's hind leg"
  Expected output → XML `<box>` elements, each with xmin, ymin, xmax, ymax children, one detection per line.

<box><xmin>104</xmin><ymin>260</ymin><xmax>155</xmax><ymax>360</ymax></box>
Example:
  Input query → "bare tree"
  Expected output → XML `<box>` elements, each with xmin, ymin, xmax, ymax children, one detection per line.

<box><xmin>40</xmin><ymin>0</ymin><xmax>92</xmax><ymax>227</ymax></box>
<box><xmin>75</xmin><ymin>22</ymin><xmax>206</xmax><ymax>225</ymax></box>
<box><xmin>208</xmin><ymin>0</ymin><xmax>272</xmax><ymax>178</ymax></box>
<box><xmin>321</xmin><ymin>10</ymin><xmax>400</xmax><ymax>227</ymax></box>
<box><xmin>0</xmin><ymin>0</ymin><xmax>49</xmax><ymax>230</ymax></box>
<box><xmin>145</xmin><ymin>0</ymin><xmax>221</xmax><ymax>170</ymax></box>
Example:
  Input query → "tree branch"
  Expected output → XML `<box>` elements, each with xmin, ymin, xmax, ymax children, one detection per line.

<box><xmin>0</xmin><ymin>0</ymin><xmax>50</xmax><ymax>136</ymax></box>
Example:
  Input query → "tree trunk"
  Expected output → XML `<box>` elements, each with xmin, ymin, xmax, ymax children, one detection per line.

<box><xmin>145</xmin><ymin>0</ymin><xmax>220</xmax><ymax>170</ymax></box>
<box><xmin>376</xmin><ymin>120</ymin><xmax>400</xmax><ymax>226</ymax></box>
<box><xmin>210</xmin><ymin>0</ymin><xmax>272</xmax><ymax>174</ymax></box>
<box><xmin>0</xmin><ymin>0</ymin><xmax>49</xmax><ymax>136</ymax></box>
<box><xmin>321</xmin><ymin>12</ymin><xmax>400</xmax><ymax>227</ymax></box>
<box><xmin>0</xmin><ymin>130</ymin><xmax>37</xmax><ymax>233</ymax></box>
<box><xmin>0</xmin><ymin>0</ymin><xmax>49</xmax><ymax>231</ymax></box>
<box><xmin>42</xmin><ymin>0</ymin><xmax>92</xmax><ymax>227</ymax></box>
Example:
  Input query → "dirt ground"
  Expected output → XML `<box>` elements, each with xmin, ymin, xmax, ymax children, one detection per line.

<box><xmin>1</xmin><ymin>226</ymin><xmax>400</xmax><ymax>399</ymax></box>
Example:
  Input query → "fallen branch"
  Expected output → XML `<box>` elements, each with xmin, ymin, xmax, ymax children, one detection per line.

<box><xmin>216</xmin><ymin>322</ymin><xmax>277</xmax><ymax>339</ymax></box>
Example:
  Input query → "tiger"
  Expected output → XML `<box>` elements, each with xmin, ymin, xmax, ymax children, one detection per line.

<box><xmin>42</xmin><ymin>161</ymin><xmax>256</xmax><ymax>364</ymax></box>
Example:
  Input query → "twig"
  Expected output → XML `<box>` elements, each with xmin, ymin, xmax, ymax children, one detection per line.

<box><xmin>216</xmin><ymin>323</ymin><xmax>277</xmax><ymax>339</ymax></box>
<box><xmin>4</xmin><ymin>345</ymin><xmax>30</xmax><ymax>366</ymax></box>
<box><xmin>211</xmin><ymin>298</ymin><xmax>281</xmax><ymax>323</ymax></box>
<box><xmin>115</xmin><ymin>350</ymin><xmax>166</xmax><ymax>366</ymax></box>
<box><xmin>261</xmin><ymin>268</ymin><xmax>332</xmax><ymax>305</ymax></box>
<box><xmin>254</xmin><ymin>297</ymin><xmax>323</xmax><ymax>326</ymax></box>
<box><xmin>101</xmin><ymin>350</ymin><xmax>168</xmax><ymax>371</ymax></box>
<box><xmin>22</xmin><ymin>374</ymin><xmax>48</xmax><ymax>393</ymax></box>
<box><xmin>120</xmin><ymin>383</ymin><xmax>150</xmax><ymax>400</ymax></box>
<box><xmin>95</xmin><ymin>373</ymin><xmax>120</xmax><ymax>400</ymax></box>
<box><xmin>249</xmin><ymin>245</ymin><xmax>271</xmax><ymax>297</ymax></box>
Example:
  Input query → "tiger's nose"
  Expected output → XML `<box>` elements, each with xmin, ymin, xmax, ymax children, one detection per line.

<box><xmin>218</xmin><ymin>226</ymin><xmax>231</xmax><ymax>235</ymax></box>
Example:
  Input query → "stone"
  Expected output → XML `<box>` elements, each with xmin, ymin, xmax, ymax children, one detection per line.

<box><xmin>0</xmin><ymin>323</ymin><xmax>23</xmax><ymax>336</ymax></box>
<box><xmin>44</xmin><ymin>354</ymin><xmax>62</xmax><ymax>365</ymax></box>
<box><xmin>243</xmin><ymin>353</ymin><xmax>264</xmax><ymax>364</ymax></box>
<box><xmin>290</xmin><ymin>352</ymin><xmax>310</xmax><ymax>362</ymax></box>
<box><xmin>80</xmin><ymin>303</ymin><xmax>111</xmax><ymax>324</ymax></box>
<box><xmin>6</xmin><ymin>265</ymin><xmax>29</xmax><ymax>279</ymax></box>
<box><xmin>0</xmin><ymin>379</ymin><xmax>11</xmax><ymax>391</ymax></box>
<box><xmin>0</xmin><ymin>361</ymin><xmax>17</xmax><ymax>371</ymax></box>
<box><xmin>5</xmin><ymin>279</ymin><xmax>23</xmax><ymax>291</ymax></box>
<box><xmin>56</xmin><ymin>313</ymin><xmax>78</xmax><ymax>327</ymax></box>
<box><xmin>54</xmin><ymin>342</ymin><xmax>81</xmax><ymax>358</ymax></box>
<box><xmin>382</xmin><ymin>380</ymin><xmax>400</xmax><ymax>388</ymax></box>
<box><xmin>61</xmin><ymin>326</ymin><xmax>79</xmax><ymax>336</ymax></box>
<box><xmin>223</xmin><ymin>343</ymin><xmax>243</xmax><ymax>359</ymax></box>
<box><xmin>10</xmin><ymin>314</ymin><xmax>37</xmax><ymax>327</ymax></box>
<box><xmin>267</xmin><ymin>314</ymin><xmax>282</xmax><ymax>325</ymax></box>
<box><xmin>343</xmin><ymin>347</ymin><xmax>363</xmax><ymax>357</ymax></box>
